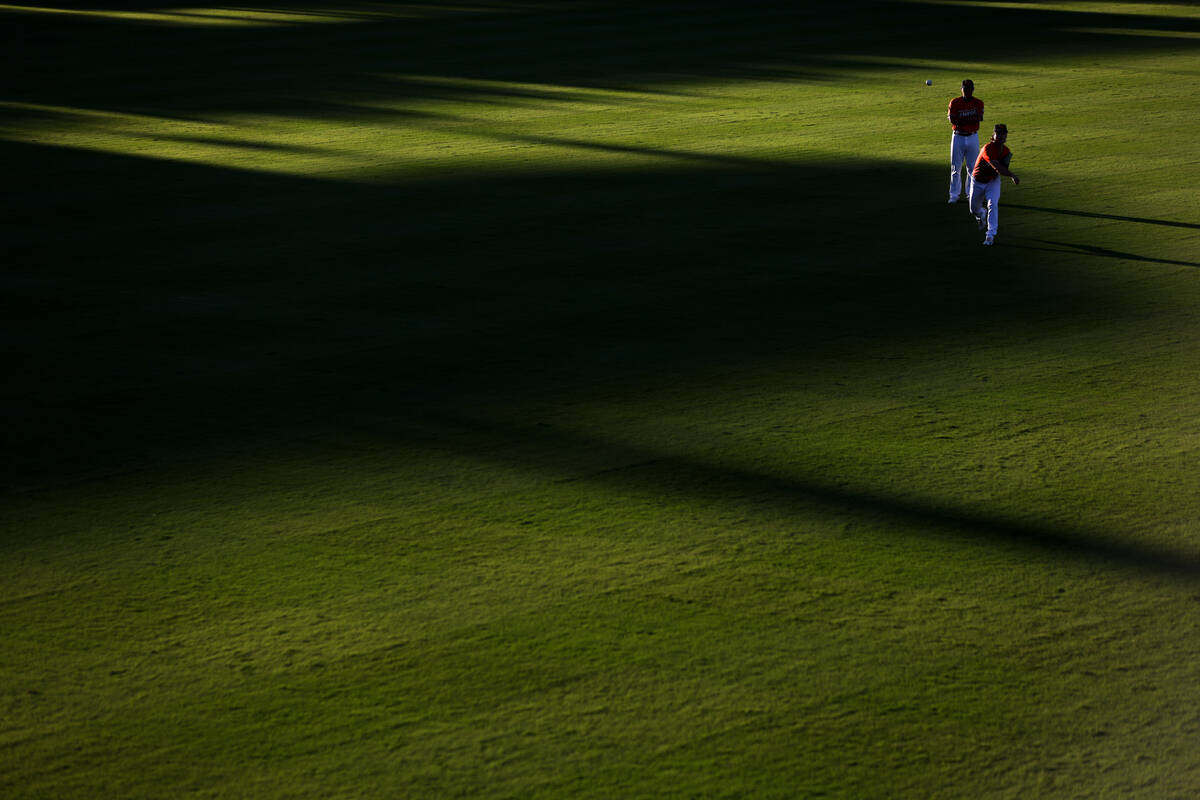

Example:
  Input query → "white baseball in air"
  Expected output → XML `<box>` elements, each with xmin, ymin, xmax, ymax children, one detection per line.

<box><xmin>925</xmin><ymin>79</ymin><xmax>933</xmax><ymax>86</ymax></box>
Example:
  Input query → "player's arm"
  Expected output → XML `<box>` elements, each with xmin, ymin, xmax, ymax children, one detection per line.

<box><xmin>947</xmin><ymin>101</ymin><xmax>958</xmax><ymax>125</ymax></box>
<box><xmin>981</xmin><ymin>147</ymin><xmax>1020</xmax><ymax>184</ymax></box>
<box><xmin>989</xmin><ymin>157</ymin><xmax>1019</xmax><ymax>184</ymax></box>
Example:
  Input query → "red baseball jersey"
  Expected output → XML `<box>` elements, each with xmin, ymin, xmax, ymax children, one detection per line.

<box><xmin>948</xmin><ymin>96</ymin><xmax>984</xmax><ymax>133</ymax></box>
<box><xmin>972</xmin><ymin>141</ymin><xmax>1012</xmax><ymax>183</ymax></box>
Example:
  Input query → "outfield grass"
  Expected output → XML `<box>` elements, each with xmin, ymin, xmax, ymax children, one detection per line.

<box><xmin>3</xmin><ymin>1</ymin><xmax>1199</xmax><ymax>797</ymax></box>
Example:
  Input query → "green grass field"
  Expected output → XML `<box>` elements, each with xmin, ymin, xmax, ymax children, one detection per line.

<box><xmin>3</xmin><ymin>1</ymin><xmax>1199</xmax><ymax>797</ymax></box>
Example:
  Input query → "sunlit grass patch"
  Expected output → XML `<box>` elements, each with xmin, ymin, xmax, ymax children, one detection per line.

<box><xmin>1065</xmin><ymin>26</ymin><xmax>1200</xmax><ymax>39</ymax></box>
<box><xmin>0</xmin><ymin>2</ymin><xmax>535</xmax><ymax>26</ymax></box>
<box><xmin>0</xmin><ymin>72</ymin><xmax>886</xmax><ymax>178</ymax></box>
<box><xmin>898</xmin><ymin>0</ymin><xmax>1200</xmax><ymax>21</ymax></box>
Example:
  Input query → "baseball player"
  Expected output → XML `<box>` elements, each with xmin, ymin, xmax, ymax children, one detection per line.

<box><xmin>969</xmin><ymin>124</ymin><xmax>1020</xmax><ymax>246</ymax></box>
<box><xmin>947</xmin><ymin>79</ymin><xmax>984</xmax><ymax>204</ymax></box>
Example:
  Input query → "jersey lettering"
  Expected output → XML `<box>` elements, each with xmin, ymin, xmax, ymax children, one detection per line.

<box><xmin>948</xmin><ymin>97</ymin><xmax>985</xmax><ymax>134</ymax></box>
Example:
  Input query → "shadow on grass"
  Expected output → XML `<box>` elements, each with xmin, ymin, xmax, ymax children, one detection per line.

<box><xmin>1007</xmin><ymin>204</ymin><xmax>1200</xmax><ymax>231</ymax></box>
<box><xmin>1011</xmin><ymin>239</ymin><xmax>1200</xmax><ymax>268</ymax></box>
<box><xmin>445</xmin><ymin>415</ymin><xmax>1200</xmax><ymax>583</ymax></box>
<box><xmin>2</xmin><ymin>137</ymin><xmax>1102</xmax><ymax>486</ymax></box>
<box><xmin>3</xmin><ymin>0</ymin><xmax>1196</xmax><ymax>579</ymax></box>
<box><xmin>4</xmin><ymin>0</ymin><xmax>1197</xmax><ymax>125</ymax></box>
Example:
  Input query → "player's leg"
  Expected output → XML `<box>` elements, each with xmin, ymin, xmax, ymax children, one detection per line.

<box><xmin>963</xmin><ymin>134</ymin><xmax>980</xmax><ymax>203</ymax></box>
<box><xmin>968</xmin><ymin>178</ymin><xmax>984</xmax><ymax>224</ymax></box>
<box><xmin>982</xmin><ymin>180</ymin><xmax>1000</xmax><ymax>243</ymax></box>
<box><xmin>949</xmin><ymin>135</ymin><xmax>964</xmax><ymax>201</ymax></box>
<box><xmin>986</xmin><ymin>181</ymin><xmax>1000</xmax><ymax>236</ymax></box>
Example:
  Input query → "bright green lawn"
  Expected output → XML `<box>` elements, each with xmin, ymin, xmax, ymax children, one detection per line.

<box><xmin>3</xmin><ymin>1</ymin><xmax>1199</xmax><ymax>797</ymax></box>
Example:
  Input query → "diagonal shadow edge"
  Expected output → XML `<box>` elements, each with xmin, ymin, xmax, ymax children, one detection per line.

<box><xmin>441</xmin><ymin>414</ymin><xmax>1200</xmax><ymax>584</ymax></box>
<box><xmin>5</xmin><ymin>0</ymin><xmax>1198</xmax><ymax>123</ymax></box>
<box><xmin>1008</xmin><ymin>204</ymin><xmax>1200</xmax><ymax>230</ymax></box>
<box><xmin>3</xmin><ymin>137</ymin><xmax>1186</xmax><ymax>493</ymax></box>
<box><xmin>1011</xmin><ymin>239</ymin><xmax>1199</xmax><ymax>268</ymax></box>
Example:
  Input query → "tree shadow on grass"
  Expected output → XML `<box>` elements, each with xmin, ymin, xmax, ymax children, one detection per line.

<box><xmin>4</xmin><ymin>0</ymin><xmax>1197</xmax><ymax>124</ymax></box>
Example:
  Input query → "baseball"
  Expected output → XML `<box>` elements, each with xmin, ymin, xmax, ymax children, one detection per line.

<box><xmin>925</xmin><ymin>79</ymin><xmax>933</xmax><ymax>86</ymax></box>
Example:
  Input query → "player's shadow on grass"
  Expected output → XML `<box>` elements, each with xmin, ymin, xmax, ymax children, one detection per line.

<box><xmin>1007</xmin><ymin>204</ymin><xmax>1200</xmax><ymax>231</ymax></box>
<box><xmin>1011</xmin><ymin>239</ymin><xmax>1200</xmax><ymax>269</ymax></box>
<box><xmin>1005</xmin><ymin>204</ymin><xmax>1199</xmax><ymax>266</ymax></box>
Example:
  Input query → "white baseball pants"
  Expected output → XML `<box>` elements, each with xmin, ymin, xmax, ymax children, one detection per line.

<box><xmin>949</xmin><ymin>132</ymin><xmax>979</xmax><ymax>200</ymax></box>
<box><xmin>969</xmin><ymin>176</ymin><xmax>1002</xmax><ymax>237</ymax></box>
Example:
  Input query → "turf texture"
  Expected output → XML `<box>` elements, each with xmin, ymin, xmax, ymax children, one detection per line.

<box><xmin>2</xmin><ymin>1</ymin><xmax>1199</xmax><ymax>797</ymax></box>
